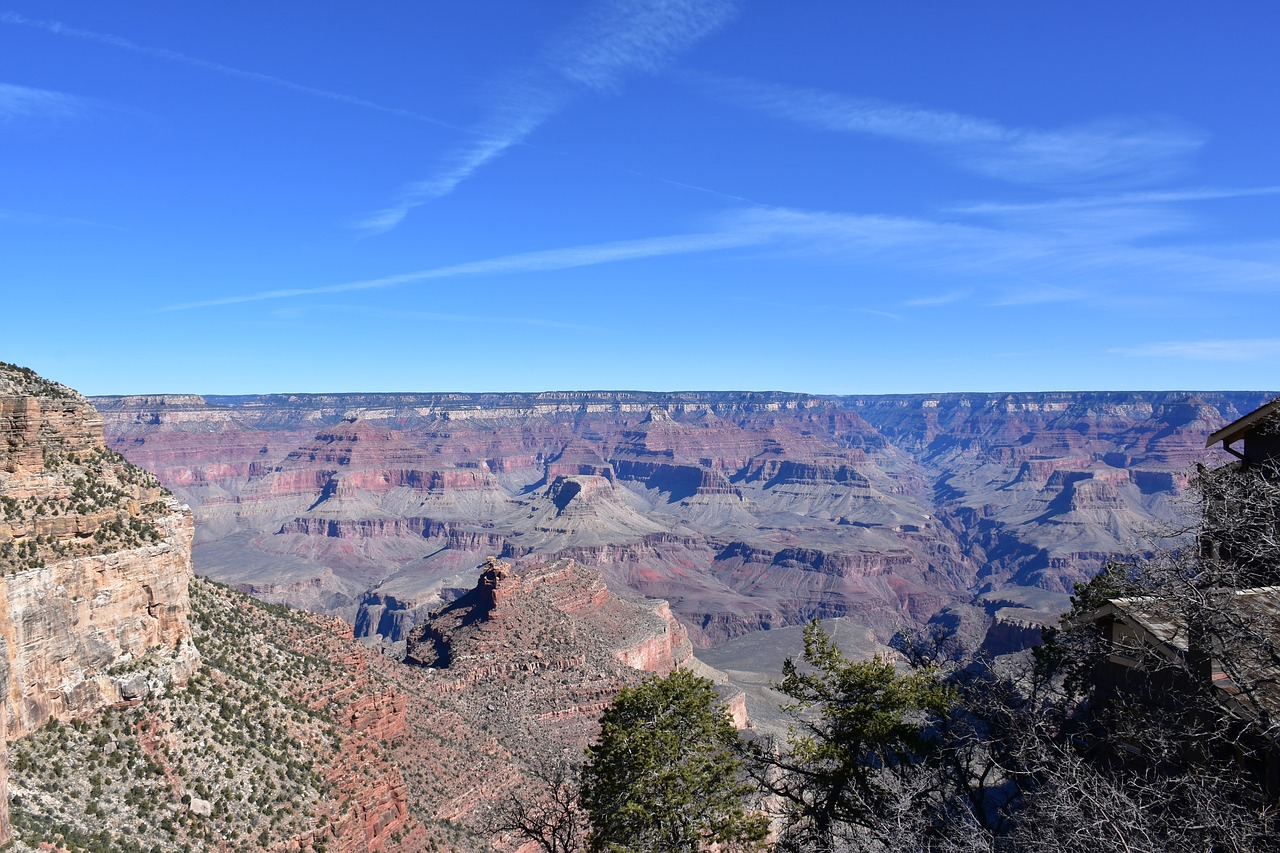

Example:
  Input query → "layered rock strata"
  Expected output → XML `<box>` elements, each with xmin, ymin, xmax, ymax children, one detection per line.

<box><xmin>92</xmin><ymin>389</ymin><xmax>1274</xmax><ymax>652</ymax></box>
<box><xmin>0</xmin><ymin>363</ymin><xmax>199</xmax><ymax>737</ymax></box>
<box><xmin>396</xmin><ymin>556</ymin><xmax>745</xmax><ymax>844</ymax></box>
<box><xmin>0</xmin><ymin>637</ymin><xmax>8</xmax><ymax>845</ymax></box>
<box><xmin>0</xmin><ymin>363</ymin><xmax>199</xmax><ymax>844</ymax></box>
<box><xmin>405</xmin><ymin>556</ymin><xmax>694</xmax><ymax>678</ymax></box>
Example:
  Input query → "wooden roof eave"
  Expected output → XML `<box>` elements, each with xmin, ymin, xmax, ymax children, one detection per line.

<box><xmin>1206</xmin><ymin>398</ymin><xmax>1280</xmax><ymax>450</ymax></box>
<box><xmin>1091</xmin><ymin>600</ymin><xmax>1191</xmax><ymax>664</ymax></box>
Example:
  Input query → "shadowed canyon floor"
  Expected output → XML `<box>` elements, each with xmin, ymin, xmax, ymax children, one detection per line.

<box><xmin>93</xmin><ymin>390</ymin><xmax>1274</xmax><ymax>653</ymax></box>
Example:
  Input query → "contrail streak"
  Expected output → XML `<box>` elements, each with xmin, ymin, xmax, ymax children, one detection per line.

<box><xmin>0</xmin><ymin>11</ymin><xmax>474</xmax><ymax>135</ymax></box>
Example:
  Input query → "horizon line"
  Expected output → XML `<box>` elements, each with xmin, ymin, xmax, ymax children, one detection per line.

<box><xmin>83</xmin><ymin>387</ymin><xmax>1278</xmax><ymax>401</ymax></box>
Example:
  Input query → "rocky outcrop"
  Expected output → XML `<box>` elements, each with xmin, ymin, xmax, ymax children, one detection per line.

<box><xmin>611</xmin><ymin>459</ymin><xmax>740</xmax><ymax>499</ymax></box>
<box><xmin>347</xmin><ymin>690</ymin><xmax>408</xmax><ymax>741</ymax></box>
<box><xmin>721</xmin><ymin>688</ymin><xmax>749</xmax><ymax>730</ymax></box>
<box><xmin>0</xmin><ymin>363</ymin><xmax>199</xmax><ymax>736</ymax></box>
<box><xmin>0</xmin><ymin>510</ymin><xmax>199</xmax><ymax>738</ymax></box>
<box><xmin>0</xmin><ymin>637</ymin><xmax>8</xmax><ymax>846</ymax></box>
<box><xmin>614</xmin><ymin>599</ymin><xmax>695</xmax><ymax>673</ymax></box>
<box><xmin>741</xmin><ymin>458</ymin><xmax>871</xmax><ymax>488</ymax></box>
<box><xmin>979</xmin><ymin>609</ymin><xmax>1051</xmax><ymax>657</ymax></box>
<box><xmin>0</xmin><ymin>363</ymin><xmax>200</xmax><ymax>847</ymax></box>
<box><xmin>1</xmin><ymin>385</ymin><xmax>101</xmax><ymax>475</ymax></box>
<box><xmin>392</xmin><ymin>556</ymin><xmax>746</xmax><ymax>836</ymax></box>
<box><xmin>353</xmin><ymin>590</ymin><xmax>436</xmax><ymax>643</ymax></box>
<box><xmin>405</xmin><ymin>557</ymin><xmax>692</xmax><ymax>679</ymax></box>
<box><xmin>303</xmin><ymin>724</ymin><xmax>413</xmax><ymax>853</ymax></box>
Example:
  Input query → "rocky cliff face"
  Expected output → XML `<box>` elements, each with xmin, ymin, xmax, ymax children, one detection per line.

<box><xmin>6</xmin><ymin>575</ymin><xmax>438</xmax><ymax>852</ymax></box>
<box><xmin>0</xmin><ymin>363</ymin><xmax>199</xmax><ymax>845</ymax></box>
<box><xmin>0</xmin><ymin>363</ymin><xmax>199</xmax><ymax>740</ymax></box>
<box><xmin>91</xmin><ymin>389</ymin><xmax>1273</xmax><ymax>653</ymax></box>
<box><xmin>0</xmin><ymin>637</ymin><xmax>8</xmax><ymax>846</ymax></box>
<box><xmin>405</xmin><ymin>556</ymin><xmax>693</xmax><ymax>679</ymax></box>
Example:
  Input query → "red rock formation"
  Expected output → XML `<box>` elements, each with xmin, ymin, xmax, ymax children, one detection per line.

<box><xmin>0</xmin><ymin>638</ymin><xmax>8</xmax><ymax>846</ymax></box>
<box><xmin>347</xmin><ymin>690</ymin><xmax>408</xmax><ymax>741</ymax></box>
<box><xmin>0</xmin><ymin>366</ymin><xmax>199</xmax><ymax>741</ymax></box>
<box><xmin>91</xmin><ymin>389</ymin><xmax>1274</xmax><ymax>649</ymax></box>
<box><xmin>313</xmin><ymin>728</ymin><xmax>413</xmax><ymax>853</ymax></box>
<box><xmin>0</xmin><ymin>363</ymin><xmax>201</xmax><ymax>845</ymax></box>
<box><xmin>405</xmin><ymin>557</ymin><xmax>692</xmax><ymax>680</ymax></box>
<box><xmin>392</xmin><ymin>556</ymin><xmax>746</xmax><ymax>841</ymax></box>
<box><xmin>614</xmin><ymin>600</ymin><xmax>694</xmax><ymax>673</ymax></box>
<box><xmin>721</xmin><ymin>688</ymin><xmax>750</xmax><ymax>730</ymax></box>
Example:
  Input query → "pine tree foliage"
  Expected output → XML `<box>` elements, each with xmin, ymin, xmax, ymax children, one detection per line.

<box><xmin>940</xmin><ymin>459</ymin><xmax>1280</xmax><ymax>852</ymax></box>
<box><xmin>746</xmin><ymin>622</ymin><xmax>955</xmax><ymax>852</ymax></box>
<box><xmin>580</xmin><ymin>668</ymin><xmax>768</xmax><ymax>853</ymax></box>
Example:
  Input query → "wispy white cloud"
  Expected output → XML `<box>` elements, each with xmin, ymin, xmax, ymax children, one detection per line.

<box><xmin>0</xmin><ymin>81</ymin><xmax>87</xmax><ymax>122</ymax></box>
<box><xmin>853</xmin><ymin>307</ymin><xmax>903</xmax><ymax>322</ymax></box>
<box><xmin>3</xmin><ymin>9</ymin><xmax>752</xmax><ymax>231</ymax></box>
<box><xmin>0</xmin><ymin>12</ymin><xmax>470</xmax><ymax>134</ymax></box>
<box><xmin>352</xmin><ymin>120</ymin><xmax>552</xmax><ymax>232</ymax></box>
<box><xmin>952</xmin><ymin>185</ymin><xmax>1280</xmax><ymax>216</ymax></box>
<box><xmin>328</xmin><ymin>305</ymin><xmax>602</xmax><ymax>332</ymax></box>
<box><xmin>159</xmin><ymin>228</ymin><xmax>760</xmax><ymax>311</ymax></box>
<box><xmin>960</xmin><ymin>202</ymin><xmax>1199</xmax><ymax>248</ymax></box>
<box><xmin>0</xmin><ymin>206</ymin><xmax>123</xmax><ymax>230</ymax></box>
<box><xmin>162</xmin><ymin>196</ymin><xmax>1280</xmax><ymax>314</ymax></box>
<box><xmin>1111</xmin><ymin>339</ymin><xmax>1280</xmax><ymax>361</ymax></box>
<box><xmin>731</xmin><ymin>206</ymin><xmax>1280</xmax><ymax>298</ymax></box>
<box><xmin>699</xmin><ymin>75</ymin><xmax>1205</xmax><ymax>187</ymax></box>
<box><xmin>989</xmin><ymin>284</ymin><xmax>1085</xmax><ymax>306</ymax></box>
<box><xmin>944</xmin><ymin>188</ymin><xmax>1280</xmax><ymax>265</ymax></box>
<box><xmin>355</xmin><ymin>0</ymin><xmax>738</xmax><ymax>234</ymax></box>
<box><xmin>903</xmin><ymin>289</ymin><xmax>970</xmax><ymax>307</ymax></box>
<box><xmin>551</xmin><ymin>0</ymin><xmax>737</xmax><ymax>94</ymax></box>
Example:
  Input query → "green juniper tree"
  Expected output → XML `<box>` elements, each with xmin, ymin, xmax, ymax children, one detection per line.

<box><xmin>580</xmin><ymin>668</ymin><xmax>768</xmax><ymax>853</ymax></box>
<box><xmin>746</xmin><ymin>621</ymin><xmax>955</xmax><ymax>853</ymax></box>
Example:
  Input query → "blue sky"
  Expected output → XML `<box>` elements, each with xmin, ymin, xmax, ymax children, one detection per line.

<box><xmin>2</xmin><ymin>2</ymin><xmax>1278</xmax><ymax>395</ymax></box>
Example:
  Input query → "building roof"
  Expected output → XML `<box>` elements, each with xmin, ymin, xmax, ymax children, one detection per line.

<box><xmin>1206</xmin><ymin>398</ymin><xmax>1280</xmax><ymax>449</ymax></box>
<box><xmin>1095</xmin><ymin>586</ymin><xmax>1280</xmax><ymax>721</ymax></box>
<box><xmin>1096</xmin><ymin>595</ymin><xmax>1187</xmax><ymax>650</ymax></box>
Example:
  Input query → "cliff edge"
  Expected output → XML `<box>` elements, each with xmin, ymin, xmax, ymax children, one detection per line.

<box><xmin>0</xmin><ymin>363</ymin><xmax>199</xmax><ymax>844</ymax></box>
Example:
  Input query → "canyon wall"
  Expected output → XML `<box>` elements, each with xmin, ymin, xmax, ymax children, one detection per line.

<box><xmin>0</xmin><ymin>509</ymin><xmax>198</xmax><ymax>738</ymax></box>
<box><xmin>0</xmin><ymin>637</ymin><xmax>8</xmax><ymax>844</ymax></box>
<box><xmin>91</xmin><ymin>389</ymin><xmax>1273</xmax><ymax>652</ymax></box>
<box><xmin>0</xmin><ymin>364</ymin><xmax>199</xmax><ymax>832</ymax></box>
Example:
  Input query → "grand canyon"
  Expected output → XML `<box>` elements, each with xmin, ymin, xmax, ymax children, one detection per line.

<box><xmin>1</xmin><ymin>365</ymin><xmax>730</xmax><ymax>851</ymax></box>
<box><xmin>3</xmin><ymin>364</ymin><xmax>1275</xmax><ymax>851</ymax></box>
<box><xmin>9</xmin><ymin>4</ymin><xmax>1275</xmax><ymax>848</ymax></box>
<box><xmin>91</xmin><ymin>389</ymin><xmax>1271</xmax><ymax>655</ymax></box>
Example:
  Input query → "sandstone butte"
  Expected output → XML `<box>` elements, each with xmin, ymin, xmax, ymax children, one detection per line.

<box><xmin>0</xmin><ymin>362</ymin><xmax>735</xmax><ymax>852</ymax></box>
<box><xmin>90</xmin><ymin>388</ymin><xmax>1275</xmax><ymax>658</ymax></box>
